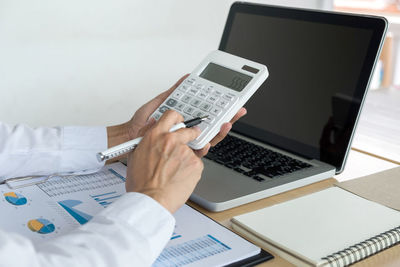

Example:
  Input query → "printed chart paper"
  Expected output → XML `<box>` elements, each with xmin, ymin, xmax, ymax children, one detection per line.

<box><xmin>0</xmin><ymin>163</ymin><xmax>259</xmax><ymax>266</ymax></box>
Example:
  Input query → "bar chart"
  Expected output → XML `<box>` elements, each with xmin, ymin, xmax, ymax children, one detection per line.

<box><xmin>171</xmin><ymin>232</ymin><xmax>182</xmax><ymax>240</ymax></box>
<box><xmin>90</xmin><ymin>191</ymin><xmax>122</xmax><ymax>207</ymax></box>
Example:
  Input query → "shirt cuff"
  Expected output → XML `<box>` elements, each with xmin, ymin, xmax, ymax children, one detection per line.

<box><xmin>98</xmin><ymin>192</ymin><xmax>175</xmax><ymax>260</ymax></box>
<box><xmin>59</xmin><ymin>126</ymin><xmax>107</xmax><ymax>173</ymax></box>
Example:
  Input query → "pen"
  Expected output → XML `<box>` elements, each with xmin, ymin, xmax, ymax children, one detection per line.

<box><xmin>96</xmin><ymin>115</ymin><xmax>208</xmax><ymax>162</ymax></box>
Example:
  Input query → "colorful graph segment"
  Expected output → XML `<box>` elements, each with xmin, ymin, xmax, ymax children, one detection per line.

<box><xmin>171</xmin><ymin>232</ymin><xmax>182</xmax><ymax>240</ymax></box>
<box><xmin>90</xmin><ymin>191</ymin><xmax>122</xmax><ymax>207</ymax></box>
<box><xmin>58</xmin><ymin>200</ymin><xmax>93</xmax><ymax>225</ymax></box>
<box><xmin>27</xmin><ymin>218</ymin><xmax>55</xmax><ymax>234</ymax></box>
<box><xmin>4</xmin><ymin>192</ymin><xmax>27</xmax><ymax>206</ymax></box>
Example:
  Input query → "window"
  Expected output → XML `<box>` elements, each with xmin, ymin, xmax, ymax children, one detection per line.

<box><xmin>334</xmin><ymin>0</ymin><xmax>400</xmax><ymax>164</ymax></box>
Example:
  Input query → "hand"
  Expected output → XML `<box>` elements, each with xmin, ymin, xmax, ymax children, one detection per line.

<box><xmin>106</xmin><ymin>75</ymin><xmax>247</xmax><ymax>161</ymax></box>
<box><xmin>105</xmin><ymin>75</ymin><xmax>189</xmax><ymax>162</ymax></box>
<box><xmin>126</xmin><ymin>110</ymin><xmax>203</xmax><ymax>213</ymax></box>
<box><xmin>193</xmin><ymin>107</ymin><xmax>246</xmax><ymax>157</ymax></box>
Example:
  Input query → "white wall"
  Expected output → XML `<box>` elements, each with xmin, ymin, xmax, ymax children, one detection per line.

<box><xmin>0</xmin><ymin>0</ymin><xmax>332</xmax><ymax>127</ymax></box>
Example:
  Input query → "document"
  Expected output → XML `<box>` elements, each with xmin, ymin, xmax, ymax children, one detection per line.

<box><xmin>0</xmin><ymin>163</ymin><xmax>127</xmax><ymax>241</ymax></box>
<box><xmin>0</xmin><ymin>163</ymin><xmax>260</xmax><ymax>266</ymax></box>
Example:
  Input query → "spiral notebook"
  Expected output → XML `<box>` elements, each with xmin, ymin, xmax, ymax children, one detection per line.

<box><xmin>231</xmin><ymin>187</ymin><xmax>400</xmax><ymax>266</ymax></box>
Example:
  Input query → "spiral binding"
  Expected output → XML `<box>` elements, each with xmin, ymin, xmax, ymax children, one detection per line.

<box><xmin>321</xmin><ymin>226</ymin><xmax>400</xmax><ymax>267</ymax></box>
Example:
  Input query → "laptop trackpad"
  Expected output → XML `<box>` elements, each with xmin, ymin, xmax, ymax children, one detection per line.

<box><xmin>193</xmin><ymin>159</ymin><xmax>268</xmax><ymax>203</ymax></box>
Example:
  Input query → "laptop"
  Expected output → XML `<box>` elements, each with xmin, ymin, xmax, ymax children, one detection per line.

<box><xmin>190</xmin><ymin>2</ymin><xmax>387</xmax><ymax>211</ymax></box>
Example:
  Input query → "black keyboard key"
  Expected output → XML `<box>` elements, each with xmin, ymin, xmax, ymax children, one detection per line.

<box><xmin>253</xmin><ymin>176</ymin><xmax>265</xmax><ymax>182</ymax></box>
<box><xmin>204</xmin><ymin>152</ymin><xmax>218</xmax><ymax>161</ymax></box>
<box><xmin>224</xmin><ymin>163</ymin><xmax>236</xmax><ymax>169</ymax></box>
<box><xmin>205</xmin><ymin>135</ymin><xmax>312</xmax><ymax>179</ymax></box>
<box><xmin>233</xmin><ymin>167</ymin><xmax>246</xmax><ymax>174</ymax></box>
<box><xmin>215</xmin><ymin>159</ymin><xmax>225</xmax><ymax>165</ymax></box>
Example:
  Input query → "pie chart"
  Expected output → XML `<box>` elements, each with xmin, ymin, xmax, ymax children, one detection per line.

<box><xmin>4</xmin><ymin>192</ymin><xmax>27</xmax><ymax>206</ymax></box>
<box><xmin>27</xmin><ymin>218</ymin><xmax>55</xmax><ymax>234</ymax></box>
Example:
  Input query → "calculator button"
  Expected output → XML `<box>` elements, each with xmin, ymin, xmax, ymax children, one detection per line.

<box><xmin>175</xmin><ymin>102</ymin><xmax>185</xmax><ymax>111</ymax></box>
<box><xmin>210</xmin><ymin>107</ymin><xmax>222</xmax><ymax>116</ymax></box>
<box><xmin>199</xmin><ymin>103</ymin><xmax>212</xmax><ymax>112</ymax></box>
<box><xmin>204</xmin><ymin>115</ymin><xmax>215</xmax><ymax>124</ymax></box>
<box><xmin>198</xmin><ymin>92</ymin><xmax>208</xmax><ymax>99</ymax></box>
<box><xmin>193</xmin><ymin>110</ymin><xmax>206</xmax><ymax>118</ymax></box>
<box><xmin>182</xmin><ymin>95</ymin><xmax>192</xmax><ymax>103</ymax></box>
<box><xmin>183</xmin><ymin>114</ymin><xmax>192</xmax><ymax>121</ymax></box>
<box><xmin>203</xmin><ymin>86</ymin><xmax>214</xmax><ymax>94</ymax></box>
<box><xmin>190</xmin><ymin>99</ymin><xmax>201</xmax><ymax>107</ymax></box>
<box><xmin>223</xmin><ymin>93</ymin><xmax>236</xmax><ymax>102</ymax></box>
<box><xmin>185</xmin><ymin>78</ymin><xmax>196</xmax><ymax>85</ymax></box>
<box><xmin>213</xmin><ymin>90</ymin><xmax>223</xmax><ymax>97</ymax></box>
<box><xmin>178</xmin><ymin>84</ymin><xmax>191</xmax><ymax>92</ymax></box>
<box><xmin>183</xmin><ymin>106</ymin><xmax>195</xmax><ymax>115</ymax></box>
<box><xmin>216</xmin><ymin>99</ymin><xmax>229</xmax><ymax>108</ymax></box>
<box><xmin>172</xmin><ymin>91</ymin><xmax>184</xmax><ymax>100</ymax></box>
<box><xmin>206</xmin><ymin>96</ymin><xmax>219</xmax><ymax>104</ymax></box>
<box><xmin>166</xmin><ymin>98</ymin><xmax>178</xmax><ymax>107</ymax></box>
<box><xmin>159</xmin><ymin>106</ymin><xmax>170</xmax><ymax>113</ymax></box>
<box><xmin>152</xmin><ymin>112</ymin><xmax>162</xmax><ymax>120</ymax></box>
<box><xmin>195</xmin><ymin>83</ymin><xmax>205</xmax><ymax>90</ymax></box>
<box><xmin>188</xmin><ymin>88</ymin><xmax>199</xmax><ymax>96</ymax></box>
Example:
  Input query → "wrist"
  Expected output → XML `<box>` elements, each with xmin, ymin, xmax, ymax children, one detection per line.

<box><xmin>133</xmin><ymin>188</ymin><xmax>176</xmax><ymax>214</ymax></box>
<box><xmin>106</xmin><ymin>122</ymin><xmax>137</xmax><ymax>163</ymax></box>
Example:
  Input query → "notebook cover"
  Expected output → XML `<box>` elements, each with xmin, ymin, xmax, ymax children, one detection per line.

<box><xmin>231</xmin><ymin>187</ymin><xmax>400</xmax><ymax>265</ymax></box>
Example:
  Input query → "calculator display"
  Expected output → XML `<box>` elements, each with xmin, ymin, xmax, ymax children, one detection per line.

<box><xmin>200</xmin><ymin>63</ymin><xmax>252</xmax><ymax>92</ymax></box>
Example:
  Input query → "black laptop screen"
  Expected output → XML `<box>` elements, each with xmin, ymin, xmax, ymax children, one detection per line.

<box><xmin>219</xmin><ymin>3</ymin><xmax>386</xmax><ymax>172</ymax></box>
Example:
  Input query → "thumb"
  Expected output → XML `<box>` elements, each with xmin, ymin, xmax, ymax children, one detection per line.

<box><xmin>155</xmin><ymin>74</ymin><xmax>190</xmax><ymax>103</ymax></box>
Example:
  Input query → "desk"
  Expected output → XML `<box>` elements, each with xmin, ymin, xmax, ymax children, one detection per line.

<box><xmin>189</xmin><ymin>177</ymin><xmax>400</xmax><ymax>266</ymax></box>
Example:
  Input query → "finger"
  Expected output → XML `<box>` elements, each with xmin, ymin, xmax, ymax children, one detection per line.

<box><xmin>138</xmin><ymin>118</ymin><xmax>156</xmax><ymax>137</ymax></box>
<box><xmin>194</xmin><ymin>143</ymin><xmax>211</xmax><ymax>158</ymax></box>
<box><xmin>171</xmin><ymin>74</ymin><xmax>190</xmax><ymax>90</ymax></box>
<box><xmin>156</xmin><ymin>110</ymin><xmax>184</xmax><ymax>132</ymax></box>
<box><xmin>172</xmin><ymin>126</ymin><xmax>201</xmax><ymax>144</ymax></box>
<box><xmin>229</xmin><ymin>107</ymin><xmax>247</xmax><ymax>124</ymax></box>
<box><xmin>155</xmin><ymin>74</ymin><xmax>190</xmax><ymax>101</ymax></box>
<box><xmin>142</xmin><ymin>74</ymin><xmax>191</xmax><ymax>117</ymax></box>
<box><xmin>210</xmin><ymin>123</ymin><xmax>232</xmax><ymax>147</ymax></box>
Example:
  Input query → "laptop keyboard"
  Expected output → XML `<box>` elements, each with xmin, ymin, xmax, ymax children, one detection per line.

<box><xmin>204</xmin><ymin>135</ymin><xmax>312</xmax><ymax>182</ymax></box>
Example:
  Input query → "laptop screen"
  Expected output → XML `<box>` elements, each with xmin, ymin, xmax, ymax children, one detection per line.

<box><xmin>219</xmin><ymin>3</ymin><xmax>386</xmax><ymax>172</ymax></box>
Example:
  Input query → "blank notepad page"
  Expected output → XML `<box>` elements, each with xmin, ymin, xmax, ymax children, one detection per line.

<box><xmin>232</xmin><ymin>187</ymin><xmax>400</xmax><ymax>264</ymax></box>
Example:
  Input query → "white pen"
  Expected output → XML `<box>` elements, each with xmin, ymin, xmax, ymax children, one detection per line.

<box><xmin>96</xmin><ymin>115</ymin><xmax>208</xmax><ymax>162</ymax></box>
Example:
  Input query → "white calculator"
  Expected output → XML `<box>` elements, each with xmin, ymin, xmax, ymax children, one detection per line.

<box><xmin>151</xmin><ymin>50</ymin><xmax>269</xmax><ymax>150</ymax></box>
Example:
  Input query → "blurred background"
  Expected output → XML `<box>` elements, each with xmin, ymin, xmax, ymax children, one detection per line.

<box><xmin>0</xmin><ymin>0</ymin><xmax>398</xmax><ymax>165</ymax></box>
<box><xmin>0</xmin><ymin>0</ymin><xmax>333</xmax><ymax>127</ymax></box>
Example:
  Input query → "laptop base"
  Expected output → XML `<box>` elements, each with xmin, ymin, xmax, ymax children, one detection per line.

<box><xmin>191</xmin><ymin>158</ymin><xmax>335</xmax><ymax>212</ymax></box>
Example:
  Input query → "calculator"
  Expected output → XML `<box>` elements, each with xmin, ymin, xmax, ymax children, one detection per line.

<box><xmin>151</xmin><ymin>50</ymin><xmax>269</xmax><ymax>150</ymax></box>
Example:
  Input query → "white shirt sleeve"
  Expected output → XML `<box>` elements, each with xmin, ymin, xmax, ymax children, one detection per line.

<box><xmin>0</xmin><ymin>192</ymin><xmax>175</xmax><ymax>267</ymax></box>
<box><xmin>0</xmin><ymin>122</ymin><xmax>175</xmax><ymax>267</ymax></box>
<box><xmin>0</xmin><ymin>122</ymin><xmax>107</xmax><ymax>178</ymax></box>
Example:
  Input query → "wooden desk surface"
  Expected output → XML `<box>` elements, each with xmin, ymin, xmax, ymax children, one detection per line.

<box><xmin>188</xmin><ymin>178</ymin><xmax>400</xmax><ymax>266</ymax></box>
